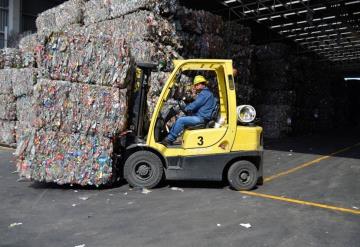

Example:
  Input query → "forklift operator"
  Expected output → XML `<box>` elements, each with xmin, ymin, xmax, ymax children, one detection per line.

<box><xmin>162</xmin><ymin>75</ymin><xmax>216</xmax><ymax>146</ymax></box>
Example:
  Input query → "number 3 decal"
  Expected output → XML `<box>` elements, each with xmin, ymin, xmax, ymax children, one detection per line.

<box><xmin>197</xmin><ymin>136</ymin><xmax>204</xmax><ymax>145</ymax></box>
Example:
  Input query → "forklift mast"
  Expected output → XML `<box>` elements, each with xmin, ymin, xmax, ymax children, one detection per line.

<box><xmin>132</xmin><ymin>62</ymin><xmax>158</xmax><ymax>139</ymax></box>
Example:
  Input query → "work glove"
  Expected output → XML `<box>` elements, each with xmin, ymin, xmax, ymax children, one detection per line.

<box><xmin>179</xmin><ymin>100</ymin><xmax>187</xmax><ymax>112</ymax></box>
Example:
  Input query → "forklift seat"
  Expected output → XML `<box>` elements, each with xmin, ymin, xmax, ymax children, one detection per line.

<box><xmin>185</xmin><ymin>99</ymin><xmax>219</xmax><ymax>130</ymax></box>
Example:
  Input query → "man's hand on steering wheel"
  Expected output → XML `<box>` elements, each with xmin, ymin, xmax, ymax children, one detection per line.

<box><xmin>178</xmin><ymin>100</ymin><xmax>192</xmax><ymax>115</ymax></box>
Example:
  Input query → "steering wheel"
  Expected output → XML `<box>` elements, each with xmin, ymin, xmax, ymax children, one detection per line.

<box><xmin>178</xmin><ymin>100</ymin><xmax>187</xmax><ymax>114</ymax></box>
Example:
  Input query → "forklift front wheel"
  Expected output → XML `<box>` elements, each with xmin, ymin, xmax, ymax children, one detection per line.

<box><xmin>124</xmin><ymin>151</ymin><xmax>164</xmax><ymax>189</ymax></box>
<box><xmin>227</xmin><ymin>160</ymin><xmax>258</xmax><ymax>191</ymax></box>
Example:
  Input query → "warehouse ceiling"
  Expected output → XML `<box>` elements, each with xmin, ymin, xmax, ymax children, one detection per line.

<box><xmin>211</xmin><ymin>0</ymin><xmax>360</xmax><ymax>70</ymax></box>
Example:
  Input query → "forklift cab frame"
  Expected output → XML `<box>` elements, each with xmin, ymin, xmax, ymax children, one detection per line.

<box><xmin>119</xmin><ymin>59</ymin><xmax>263</xmax><ymax>191</ymax></box>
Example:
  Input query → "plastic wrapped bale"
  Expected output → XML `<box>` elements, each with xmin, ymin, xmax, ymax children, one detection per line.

<box><xmin>33</xmin><ymin>79</ymin><xmax>128</xmax><ymax>137</ymax></box>
<box><xmin>11</xmin><ymin>68</ymin><xmax>37</xmax><ymax>97</ymax></box>
<box><xmin>84</xmin><ymin>0</ymin><xmax>178</xmax><ymax>25</ymax></box>
<box><xmin>0</xmin><ymin>94</ymin><xmax>16</xmax><ymax>120</ymax></box>
<box><xmin>16</xmin><ymin>130</ymin><xmax>114</xmax><ymax>185</ymax></box>
<box><xmin>0</xmin><ymin>69</ymin><xmax>12</xmax><ymax>94</ymax></box>
<box><xmin>37</xmin><ymin>30</ymin><xmax>134</xmax><ymax>87</ymax></box>
<box><xmin>36</xmin><ymin>0</ymin><xmax>85</xmax><ymax>36</ymax></box>
<box><xmin>0</xmin><ymin>120</ymin><xmax>16</xmax><ymax>146</ymax></box>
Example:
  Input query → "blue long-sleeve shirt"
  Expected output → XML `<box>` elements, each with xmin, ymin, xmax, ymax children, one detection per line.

<box><xmin>185</xmin><ymin>87</ymin><xmax>216</xmax><ymax>121</ymax></box>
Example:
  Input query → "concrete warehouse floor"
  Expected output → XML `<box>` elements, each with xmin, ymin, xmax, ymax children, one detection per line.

<box><xmin>0</xmin><ymin>129</ymin><xmax>359</xmax><ymax>247</ymax></box>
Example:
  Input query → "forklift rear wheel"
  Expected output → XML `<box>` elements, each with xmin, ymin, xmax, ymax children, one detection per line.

<box><xmin>227</xmin><ymin>160</ymin><xmax>258</xmax><ymax>191</ymax></box>
<box><xmin>124</xmin><ymin>151</ymin><xmax>164</xmax><ymax>189</ymax></box>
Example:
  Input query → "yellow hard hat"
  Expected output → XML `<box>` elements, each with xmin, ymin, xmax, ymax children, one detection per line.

<box><xmin>193</xmin><ymin>75</ymin><xmax>207</xmax><ymax>85</ymax></box>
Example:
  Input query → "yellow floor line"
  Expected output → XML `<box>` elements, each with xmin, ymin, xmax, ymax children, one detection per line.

<box><xmin>241</xmin><ymin>191</ymin><xmax>360</xmax><ymax>215</ymax></box>
<box><xmin>264</xmin><ymin>142</ymin><xmax>360</xmax><ymax>183</ymax></box>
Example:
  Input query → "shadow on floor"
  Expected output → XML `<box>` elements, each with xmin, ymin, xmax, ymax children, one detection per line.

<box><xmin>264</xmin><ymin>127</ymin><xmax>360</xmax><ymax>159</ymax></box>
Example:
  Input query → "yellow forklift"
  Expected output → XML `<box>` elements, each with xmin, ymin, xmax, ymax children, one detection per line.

<box><xmin>116</xmin><ymin>59</ymin><xmax>263</xmax><ymax>191</ymax></box>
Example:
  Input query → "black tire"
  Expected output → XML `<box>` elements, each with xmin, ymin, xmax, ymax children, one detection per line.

<box><xmin>227</xmin><ymin>160</ymin><xmax>258</xmax><ymax>191</ymax></box>
<box><xmin>124</xmin><ymin>151</ymin><xmax>164</xmax><ymax>189</ymax></box>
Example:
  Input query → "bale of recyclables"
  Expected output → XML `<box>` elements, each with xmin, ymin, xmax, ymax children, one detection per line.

<box><xmin>83</xmin><ymin>0</ymin><xmax>178</xmax><ymax>25</ymax></box>
<box><xmin>147</xmin><ymin>71</ymin><xmax>170</xmax><ymax>119</ymax></box>
<box><xmin>178</xmin><ymin>33</ymin><xmax>224</xmax><ymax>58</ymax></box>
<box><xmin>0</xmin><ymin>120</ymin><xmax>16</xmax><ymax>146</ymax></box>
<box><xmin>16</xmin><ymin>95</ymin><xmax>34</xmax><ymax>142</ymax></box>
<box><xmin>0</xmin><ymin>69</ymin><xmax>13</xmax><ymax>94</ymax></box>
<box><xmin>16</xmin><ymin>79</ymin><xmax>128</xmax><ymax>185</ymax></box>
<box><xmin>32</xmin><ymin>79</ymin><xmax>128</xmax><ymax>137</ymax></box>
<box><xmin>16</xmin><ymin>129</ymin><xmax>113</xmax><ymax>185</ymax></box>
<box><xmin>0</xmin><ymin>48</ymin><xmax>36</xmax><ymax>69</ymax></box>
<box><xmin>37</xmin><ymin>31</ymin><xmax>134</xmax><ymax>87</ymax></box>
<box><xmin>19</xmin><ymin>34</ymin><xmax>42</xmax><ymax>53</ymax></box>
<box><xmin>11</xmin><ymin>68</ymin><xmax>37</xmax><ymax>97</ymax></box>
<box><xmin>175</xmin><ymin>7</ymin><xmax>223</xmax><ymax>35</ymax></box>
<box><xmin>36</xmin><ymin>0</ymin><xmax>85</xmax><ymax>36</ymax></box>
<box><xmin>257</xmin><ymin>104</ymin><xmax>292</xmax><ymax>139</ymax></box>
<box><xmin>0</xmin><ymin>48</ymin><xmax>22</xmax><ymax>69</ymax></box>
<box><xmin>0</xmin><ymin>94</ymin><xmax>16</xmax><ymax>120</ymax></box>
<box><xmin>36</xmin><ymin>10</ymin><xmax>181</xmax><ymax>79</ymax></box>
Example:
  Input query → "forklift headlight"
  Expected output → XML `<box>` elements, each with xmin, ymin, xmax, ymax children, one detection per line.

<box><xmin>237</xmin><ymin>105</ymin><xmax>256</xmax><ymax>123</ymax></box>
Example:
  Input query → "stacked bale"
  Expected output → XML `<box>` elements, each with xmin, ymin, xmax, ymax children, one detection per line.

<box><xmin>83</xmin><ymin>0</ymin><xmax>177</xmax><ymax>25</ymax></box>
<box><xmin>16</xmin><ymin>27</ymin><xmax>133</xmax><ymax>185</ymax></box>
<box><xmin>0</xmin><ymin>48</ymin><xmax>37</xmax><ymax>147</ymax></box>
<box><xmin>82</xmin><ymin>0</ymin><xmax>181</xmax><ymax>70</ymax></box>
<box><xmin>0</xmin><ymin>70</ymin><xmax>16</xmax><ymax>146</ymax></box>
<box><xmin>147</xmin><ymin>71</ymin><xmax>170</xmax><ymax>119</ymax></box>
<box><xmin>290</xmin><ymin>57</ymin><xmax>341</xmax><ymax>134</ymax></box>
<box><xmin>36</xmin><ymin>0</ymin><xmax>85</xmax><ymax>36</ymax></box>
<box><xmin>223</xmin><ymin>22</ymin><xmax>253</xmax><ymax>104</ymax></box>
<box><xmin>174</xmin><ymin>7</ymin><xmax>224</xmax><ymax>58</ymax></box>
<box><xmin>16</xmin><ymin>79</ymin><xmax>128</xmax><ymax>185</ymax></box>
<box><xmin>251</xmin><ymin>43</ymin><xmax>346</xmax><ymax>138</ymax></box>
<box><xmin>251</xmin><ymin>43</ymin><xmax>295</xmax><ymax>138</ymax></box>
